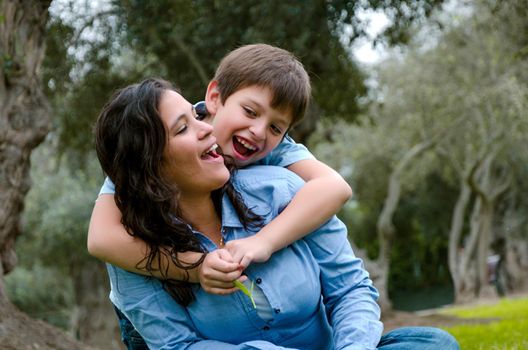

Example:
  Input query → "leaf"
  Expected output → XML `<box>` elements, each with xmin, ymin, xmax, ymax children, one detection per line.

<box><xmin>233</xmin><ymin>279</ymin><xmax>256</xmax><ymax>309</ymax></box>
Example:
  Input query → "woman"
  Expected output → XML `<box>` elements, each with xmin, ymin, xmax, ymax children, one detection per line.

<box><xmin>95</xmin><ymin>78</ymin><xmax>459</xmax><ymax>349</ymax></box>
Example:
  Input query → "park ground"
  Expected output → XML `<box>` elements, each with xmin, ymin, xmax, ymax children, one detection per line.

<box><xmin>1</xmin><ymin>292</ymin><xmax>527</xmax><ymax>350</ymax></box>
<box><xmin>383</xmin><ymin>292</ymin><xmax>528</xmax><ymax>350</ymax></box>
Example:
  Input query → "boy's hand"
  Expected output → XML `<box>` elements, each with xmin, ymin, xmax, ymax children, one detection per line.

<box><xmin>198</xmin><ymin>249</ymin><xmax>245</xmax><ymax>295</ymax></box>
<box><xmin>224</xmin><ymin>235</ymin><xmax>274</xmax><ymax>269</ymax></box>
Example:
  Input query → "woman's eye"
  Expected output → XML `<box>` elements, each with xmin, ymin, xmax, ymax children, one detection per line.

<box><xmin>175</xmin><ymin>124</ymin><xmax>187</xmax><ymax>135</ymax></box>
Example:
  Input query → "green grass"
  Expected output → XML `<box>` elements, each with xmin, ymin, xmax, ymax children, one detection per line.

<box><xmin>440</xmin><ymin>298</ymin><xmax>528</xmax><ymax>350</ymax></box>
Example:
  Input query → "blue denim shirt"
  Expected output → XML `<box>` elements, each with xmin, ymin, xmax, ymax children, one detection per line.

<box><xmin>104</xmin><ymin>166</ymin><xmax>383</xmax><ymax>350</ymax></box>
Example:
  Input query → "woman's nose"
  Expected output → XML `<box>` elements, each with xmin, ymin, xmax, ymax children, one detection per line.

<box><xmin>196</xmin><ymin>119</ymin><xmax>214</xmax><ymax>139</ymax></box>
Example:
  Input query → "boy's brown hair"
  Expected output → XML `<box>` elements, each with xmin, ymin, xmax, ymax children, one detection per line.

<box><xmin>213</xmin><ymin>43</ymin><xmax>311</xmax><ymax>127</ymax></box>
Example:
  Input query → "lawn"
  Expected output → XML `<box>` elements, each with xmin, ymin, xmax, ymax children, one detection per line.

<box><xmin>441</xmin><ymin>297</ymin><xmax>528</xmax><ymax>350</ymax></box>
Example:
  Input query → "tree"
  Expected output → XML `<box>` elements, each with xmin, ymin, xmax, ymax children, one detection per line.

<box><xmin>0</xmin><ymin>1</ymin><xmax>92</xmax><ymax>348</ymax></box>
<box><xmin>0</xmin><ymin>0</ymin><xmax>51</xmax><ymax>300</ymax></box>
<box><xmin>311</xmin><ymin>0</ymin><xmax>528</xmax><ymax>309</ymax></box>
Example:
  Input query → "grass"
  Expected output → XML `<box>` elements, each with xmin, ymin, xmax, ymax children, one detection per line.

<box><xmin>440</xmin><ymin>297</ymin><xmax>528</xmax><ymax>350</ymax></box>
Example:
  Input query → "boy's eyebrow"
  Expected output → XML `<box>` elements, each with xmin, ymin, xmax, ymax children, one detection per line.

<box><xmin>246</xmin><ymin>98</ymin><xmax>292</xmax><ymax>127</ymax></box>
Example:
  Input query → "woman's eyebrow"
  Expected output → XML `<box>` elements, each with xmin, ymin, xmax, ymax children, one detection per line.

<box><xmin>167</xmin><ymin>113</ymin><xmax>186</xmax><ymax>132</ymax></box>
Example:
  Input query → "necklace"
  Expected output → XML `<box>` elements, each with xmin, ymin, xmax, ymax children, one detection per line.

<box><xmin>219</xmin><ymin>235</ymin><xmax>225</xmax><ymax>248</ymax></box>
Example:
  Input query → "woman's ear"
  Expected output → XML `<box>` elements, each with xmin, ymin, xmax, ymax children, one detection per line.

<box><xmin>205</xmin><ymin>80</ymin><xmax>221</xmax><ymax>116</ymax></box>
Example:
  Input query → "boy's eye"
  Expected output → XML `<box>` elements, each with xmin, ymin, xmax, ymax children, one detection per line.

<box><xmin>270</xmin><ymin>125</ymin><xmax>283</xmax><ymax>135</ymax></box>
<box><xmin>243</xmin><ymin>106</ymin><xmax>257</xmax><ymax>118</ymax></box>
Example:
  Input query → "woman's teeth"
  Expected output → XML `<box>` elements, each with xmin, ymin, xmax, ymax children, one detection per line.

<box><xmin>202</xmin><ymin>144</ymin><xmax>220</xmax><ymax>158</ymax></box>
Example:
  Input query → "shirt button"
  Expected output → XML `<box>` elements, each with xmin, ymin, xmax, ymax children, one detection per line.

<box><xmin>263</xmin><ymin>326</ymin><xmax>270</xmax><ymax>331</ymax></box>
<box><xmin>256</xmin><ymin>278</ymin><xmax>262</xmax><ymax>284</ymax></box>
<box><xmin>274</xmin><ymin>308</ymin><xmax>281</xmax><ymax>314</ymax></box>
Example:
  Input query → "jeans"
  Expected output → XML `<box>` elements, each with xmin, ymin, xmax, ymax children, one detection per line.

<box><xmin>378</xmin><ymin>326</ymin><xmax>460</xmax><ymax>349</ymax></box>
<box><xmin>114</xmin><ymin>305</ymin><xmax>149</xmax><ymax>350</ymax></box>
<box><xmin>115</xmin><ymin>306</ymin><xmax>459</xmax><ymax>350</ymax></box>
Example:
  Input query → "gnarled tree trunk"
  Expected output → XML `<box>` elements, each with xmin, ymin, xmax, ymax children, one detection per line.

<box><xmin>0</xmin><ymin>0</ymin><xmax>51</xmax><ymax>297</ymax></box>
<box><xmin>0</xmin><ymin>2</ymin><xmax>93</xmax><ymax>348</ymax></box>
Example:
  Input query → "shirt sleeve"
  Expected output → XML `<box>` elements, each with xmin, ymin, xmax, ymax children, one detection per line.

<box><xmin>256</xmin><ymin>135</ymin><xmax>314</xmax><ymax>167</ymax></box>
<box><xmin>99</xmin><ymin>177</ymin><xmax>115</xmax><ymax>195</ymax></box>
<box><xmin>107</xmin><ymin>265</ymin><xmax>298</xmax><ymax>350</ymax></box>
<box><xmin>283</xmin><ymin>173</ymin><xmax>383</xmax><ymax>350</ymax></box>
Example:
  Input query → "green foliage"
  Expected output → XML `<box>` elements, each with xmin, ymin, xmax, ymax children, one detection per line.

<box><xmin>41</xmin><ymin>0</ymin><xmax>446</xmax><ymax>158</ymax></box>
<box><xmin>5</xmin><ymin>265</ymin><xmax>74</xmax><ymax>329</ymax></box>
<box><xmin>19</xmin><ymin>144</ymin><xmax>101</xmax><ymax>272</ymax></box>
<box><xmin>311</xmin><ymin>0</ymin><xmax>528</xmax><ymax>305</ymax></box>
<box><xmin>8</xmin><ymin>142</ymin><xmax>103</xmax><ymax>330</ymax></box>
<box><xmin>114</xmin><ymin>0</ymin><xmax>367</xmax><ymax>118</ymax></box>
<box><xmin>442</xmin><ymin>298</ymin><xmax>528</xmax><ymax>350</ymax></box>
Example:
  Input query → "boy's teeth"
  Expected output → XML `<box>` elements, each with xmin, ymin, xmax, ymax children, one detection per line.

<box><xmin>236</xmin><ymin>137</ymin><xmax>256</xmax><ymax>150</ymax></box>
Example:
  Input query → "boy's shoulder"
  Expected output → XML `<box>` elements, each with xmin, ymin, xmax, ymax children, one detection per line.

<box><xmin>256</xmin><ymin>135</ymin><xmax>314</xmax><ymax>167</ymax></box>
<box><xmin>233</xmin><ymin>165</ymin><xmax>304</xmax><ymax>200</ymax></box>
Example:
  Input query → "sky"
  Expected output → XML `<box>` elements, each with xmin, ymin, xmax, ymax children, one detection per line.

<box><xmin>351</xmin><ymin>10</ymin><xmax>390</xmax><ymax>65</ymax></box>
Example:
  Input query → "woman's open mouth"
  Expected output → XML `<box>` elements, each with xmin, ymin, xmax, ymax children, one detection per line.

<box><xmin>201</xmin><ymin>144</ymin><xmax>221</xmax><ymax>160</ymax></box>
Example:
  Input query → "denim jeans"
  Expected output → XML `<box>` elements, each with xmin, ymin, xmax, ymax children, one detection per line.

<box><xmin>115</xmin><ymin>306</ymin><xmax>459</xmax><ymax>350</ymax></box>
<box><xmin>114</xmin><ymin>305</ymin><xmax>149</xmax><ymax>350</ymax></box>
<box><xmin>378</xmin><ymin>326</ymin><xmax>460</xmax><ymax>349</ymax></box>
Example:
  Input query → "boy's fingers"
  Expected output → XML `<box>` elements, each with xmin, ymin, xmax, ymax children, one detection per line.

<box><xmin>217</xmin><ymin>248</ymin><xmax>234</xmax><ymax>262</ymax></box>
<box><xmin>210</xmin><ymin>259</ymin><xmax>241</xmax><ymax>273</ymax></box>
<box><xmin>239</xmin><ymin>255</ymin><xmax>253</xmax><ymax>269</ymax></box>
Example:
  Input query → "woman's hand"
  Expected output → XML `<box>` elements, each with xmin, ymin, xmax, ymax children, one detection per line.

<box><xmin>198</xmin><ymin>249</ymin><xmax>246</xmax><ymax>294</ymax></box>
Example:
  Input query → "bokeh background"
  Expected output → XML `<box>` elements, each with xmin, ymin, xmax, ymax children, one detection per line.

<box><xmin>1</xmin><ymin>0</ymin><xmax>527</xmax><ymax>349</ymax></box>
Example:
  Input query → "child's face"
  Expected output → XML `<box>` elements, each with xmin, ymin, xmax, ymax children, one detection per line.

<box><xmin>206</xmin><ymin>83</ymin><xmax>293</xmax><ymax>166</ymax></box>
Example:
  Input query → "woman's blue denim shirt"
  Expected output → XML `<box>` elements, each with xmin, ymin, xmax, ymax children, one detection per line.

<box><xmin>102</xmin><ymin>166</ymin><xmax>383</xmax><ymax>349</ymax></box>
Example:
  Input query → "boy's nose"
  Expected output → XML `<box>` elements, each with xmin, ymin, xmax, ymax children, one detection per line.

<box><xmin>249</xmin><ymin>122</ymin><xmax>266</xmax><ymax>141</ymax></box>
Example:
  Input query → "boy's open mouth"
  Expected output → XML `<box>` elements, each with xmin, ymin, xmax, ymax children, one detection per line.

<box><xmin>232</xmin><ymin>136</ymin><xmax>258</xmax><ymax>157</ymax></box>
<box><xmin>201</xmin><ymin>144</ymin><xmax>221</xmax><ymax>160</ymax></box>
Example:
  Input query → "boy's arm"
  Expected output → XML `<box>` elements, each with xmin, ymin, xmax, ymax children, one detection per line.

<box><xmin>225</xmin><ymin>159</ymin><xmax>352</xmax><ymax>266</ymax></box>
<box><xmin>88</xmin><ymin>194</ymin><xmax>241</xmax><ymax>284</ymax></box>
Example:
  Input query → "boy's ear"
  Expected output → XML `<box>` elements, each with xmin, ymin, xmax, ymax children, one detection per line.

<box><xmin>205</xmin><ymin>80</ymin><xmax>221</xmax><ymax>115</ymax></box>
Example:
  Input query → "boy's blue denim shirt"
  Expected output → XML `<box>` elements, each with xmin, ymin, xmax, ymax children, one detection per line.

<box><xmin>101</xmin><ymin>166</ymin><xmax>383</xmax><ymax>350</ymax></box>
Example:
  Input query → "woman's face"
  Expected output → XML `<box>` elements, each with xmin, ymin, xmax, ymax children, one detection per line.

<box><xmin>159</xmin><ymin>90</ymin><xmax>229</xmax><ymax>197</ymax></box>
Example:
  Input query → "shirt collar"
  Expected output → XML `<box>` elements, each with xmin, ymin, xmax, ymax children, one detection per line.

<box><xmin>221</xmin><ymin>193</ymin><xmax>244</xmax><ymax>228</ymax></box>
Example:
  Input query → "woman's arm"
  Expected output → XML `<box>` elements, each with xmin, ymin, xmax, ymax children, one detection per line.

<box><xmin>225</xmin><ymin>158</ymin><xmax>352</xmax><ymax>267</ymax></box>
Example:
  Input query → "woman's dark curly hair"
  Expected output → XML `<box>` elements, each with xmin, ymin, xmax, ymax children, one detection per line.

<box><xmin>94</xmin><ymin>78</ymin><xmax>261</xmax><ymax>305</ymax></box>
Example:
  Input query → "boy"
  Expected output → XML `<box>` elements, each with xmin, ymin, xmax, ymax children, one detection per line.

<box><xmin>88</xmin><ymin>43</ymin><xmax>352</xmax><ymax>292</ymax></box>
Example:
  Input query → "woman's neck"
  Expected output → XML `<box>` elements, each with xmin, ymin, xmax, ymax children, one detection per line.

<box><xmin>179</xmin><ymin>194</ymin><xmax>222</xmax><ymax>245</ymax></box>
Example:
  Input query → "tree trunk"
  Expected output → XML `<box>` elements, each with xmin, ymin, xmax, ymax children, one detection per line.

<box><xmin>71</xmin><ymin>261</ymin><xmax>122</xmax><ymax>350</ymax></box>
<box><xmin>0</xmin><ymin>0</ymin><xmax>51</xmax><ymax>295</ymax></box>
<box><xmin>0</xmin><ymin>2</ymin><xmax>94</xmax><ymax>349</ymax></box>
<box><xmin>447</xmin><ymin>180</ymin><xmax>471</xmax><ymax>303</ymax></box>
<box><xmin>375</xmin><ymin>139</ymin><xmax>437</xmax><ymax>310</ymax></box>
